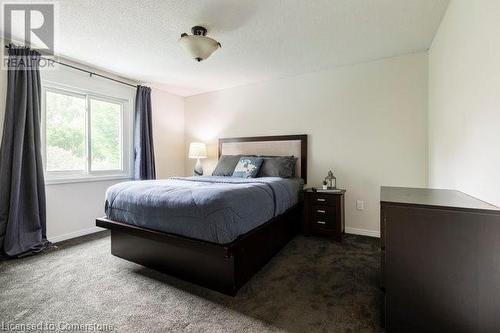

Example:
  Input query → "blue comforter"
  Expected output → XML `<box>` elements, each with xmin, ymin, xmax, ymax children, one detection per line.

<box><xmin>105</xmin><ymin>176</ymin><xmax>303</xmax><ymax>244</ymax></box>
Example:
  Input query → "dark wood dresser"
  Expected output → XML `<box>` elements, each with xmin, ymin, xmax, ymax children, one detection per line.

<box><xmin>381</xmin><ymin>187</ymin><xmax>500</xmax><ymax>332</ymax></box>
<box><xmin>303</xmin><ymin>189</ymin><xmax>345</xmax><ymax>241</ymax></box>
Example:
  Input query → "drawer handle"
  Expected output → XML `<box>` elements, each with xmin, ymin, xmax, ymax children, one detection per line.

<box><xmin>316</xmin><ymin>209</ymin><xmax>326</xmax><ymax>214</ymax></box>
<box><xmin>317</xmin><ymin>221</ymin><xmax>326</xmax><ymax>225</ymax></box>
<box><xmin>316</xmin><ymin>198</ymin><xmax>326</xmax><ymax>202</ymax></box>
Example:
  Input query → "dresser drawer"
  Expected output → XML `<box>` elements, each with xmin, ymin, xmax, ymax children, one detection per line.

<box><xmin>380</xmin><ymin>250</ymin><xmax>385</xmax><ymax>290</ymax></box>
<box><xmin>309</xmin><ymin>193</ymin><xmax>338</xmax><ymax>206</ymax></box>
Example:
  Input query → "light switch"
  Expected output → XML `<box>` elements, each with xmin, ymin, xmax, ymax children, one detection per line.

<box><xmin>356</xmin><ymin>200</ymin><xmax>365</xmax><ymax>210</ymax></box>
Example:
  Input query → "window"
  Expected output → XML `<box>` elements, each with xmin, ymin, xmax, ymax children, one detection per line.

<box><xmin>42</xmin><ymin>85</ymin><xmax>131</xmax><ymax>183</ymax></box>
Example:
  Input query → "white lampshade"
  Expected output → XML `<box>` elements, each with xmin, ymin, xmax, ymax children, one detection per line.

<box><xmin>188</xmin><ymin>142</ymin><xmax>207</xmax><ymax>159</ymax></box>
<box><xmin>178</xmin><ymin>35</ymin><xmax>220</xmax><ymax>62</ymax></box>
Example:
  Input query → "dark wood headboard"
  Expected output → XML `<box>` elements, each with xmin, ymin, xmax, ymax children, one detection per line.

<box><xmin>218</xmin><ymin>134</ymin><xmax>308</xmax><ymax>183</ymax></box>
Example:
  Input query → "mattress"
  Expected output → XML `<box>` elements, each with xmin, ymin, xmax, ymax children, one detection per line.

<box><xmin>105</xmin><ymin>176</ymin><xmax>304</xmax><ymax>244</ymax></box>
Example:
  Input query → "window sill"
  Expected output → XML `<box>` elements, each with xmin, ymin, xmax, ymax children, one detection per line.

<box><xmin>45</xmin><ymin>175</ymin><xmax>132</xmax><ymax>186</ymax></box>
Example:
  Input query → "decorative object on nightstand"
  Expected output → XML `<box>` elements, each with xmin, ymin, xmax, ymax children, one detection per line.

<box><xmin>315</xmin><ymin>170</ymin><xmax>340</xmax><ymax>192</ymax></box>
<box><xmin>303</xmin><ymin>188</ymin><xmax>346</xmax><ymax>241</ymax></box>
<box><xmin>324</xmin><ymin>170</ymin><xmax>336</xmax><ymax>189</ymax></box>
<box><xmin>188</xmin><ymin>142</ymin><xmax>207</xmax><ymax>175</ymax></box>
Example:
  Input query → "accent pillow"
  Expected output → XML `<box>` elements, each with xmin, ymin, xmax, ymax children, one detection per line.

<box><xmin>232</xmin><ymin>157</ymin><xmax>264</xmax><ymax>178</ymax></box>
<box><xmin>258</xmin><ymin>156</ymin><xmax>297</xmax><ymax>178</ymax></box>
<box><xmin>212</xmin><ymin>155</ymin><xmax>241</xmax><ymax>176</ymax></box>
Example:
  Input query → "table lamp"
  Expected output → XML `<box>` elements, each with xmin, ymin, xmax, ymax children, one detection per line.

<box><xmin>188</xmin><ymin>142</ymin><xmax>207</xmax><ymax>175</ymax></box>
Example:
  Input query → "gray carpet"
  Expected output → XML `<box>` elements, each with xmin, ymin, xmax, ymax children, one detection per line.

<box><xmin>0</xmin><ymin>232</ymin><xmax>381</xmax><ymax>332</ymax></box>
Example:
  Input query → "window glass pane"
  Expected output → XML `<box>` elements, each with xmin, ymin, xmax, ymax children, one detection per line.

<box><xmin>90</xmin><ymin>98</ymin><xmax>122</xmax><ymax>171</ymax></box>
<box><xmin>45</xmin><ymin>90</ymin><xmax>86</xmax><ymax>171</ymax></box>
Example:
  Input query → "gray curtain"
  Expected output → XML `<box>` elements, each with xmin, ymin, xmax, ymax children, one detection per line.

<box><xmin>0</xmin><ymin>45</ymin><xmax>49</xmax><ymax>257</ymax></box>
<box><xmin>133</xmin><ymin>86</ymin><xmax>156</xmax><ymax>180</ymax></box>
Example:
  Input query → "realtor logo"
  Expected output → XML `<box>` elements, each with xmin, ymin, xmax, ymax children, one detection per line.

<box><xmin>2</xmin><ymin>3</ymin><xmax>55</xmax><ymax>54</ymax></box>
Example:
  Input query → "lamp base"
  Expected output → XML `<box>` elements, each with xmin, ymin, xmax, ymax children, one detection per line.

<box><xmin>194</xmin><ymin>158</ymin><xmax>203</xmax><ymax>176</ymax></box>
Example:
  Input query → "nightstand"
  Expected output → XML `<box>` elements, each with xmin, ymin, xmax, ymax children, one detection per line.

<box><xmin>303</xmin><ymin>188</ymin><xmax>346</xmax><ymax>241</ymax></box>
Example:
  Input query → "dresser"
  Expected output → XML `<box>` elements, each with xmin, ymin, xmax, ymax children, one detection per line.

<box><xmin>381</xmin><ymin>187</ymin><xmax>500</xmax><ymax>332</ymax></box>
<box><xmin>303</xmin><ymin>189</ymin><xmax>345</xmax><ymax>241</ymax></box>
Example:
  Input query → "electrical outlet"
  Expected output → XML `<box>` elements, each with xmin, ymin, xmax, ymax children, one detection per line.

<box><xmin>356</xmin><ymin>200</ymin><xmax>365</xmax><ymax>210</ymax></box>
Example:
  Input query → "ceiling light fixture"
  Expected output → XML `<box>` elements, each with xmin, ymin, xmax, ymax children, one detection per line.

<box><xmin>178</xmin><ymin>26</ymin><xmax>221</xmax><ymax>62</ymax></box>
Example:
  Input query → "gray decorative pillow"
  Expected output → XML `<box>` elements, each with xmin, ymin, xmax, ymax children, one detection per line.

<box><xmin>232</xmin><ymin>157</ymin><xmax>264</xmax><ymax>178</ymax></box>
<box><xmin>258</xmin><ymin>156</ymin><xmax>297</xmax><ymax>178</ymax></box>
<box><xmin>212</xmin><ymin>155</ymin><xmax>241</xmax><ymax>176</ymax></box>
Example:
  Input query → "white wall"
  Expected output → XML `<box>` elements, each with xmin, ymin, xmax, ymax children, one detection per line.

<box><xmin>45</xmin><ymin>180</ymin><xmax>120</xmax><ymax>242</ymax></box>
<box><xmin>0</xmin><ymin>61</ymin><xmax>185</xmax><ymax>242</ymax></box>
<box><xmin>184</xmin><ymin>53</ymin><xmax>429</xmax><ymax>235</ymax></box>
<box><xmin>151</xmin><ymin>89</ymin><xmax>185</xmax><ymax>178</ymax></box>
<box><xmin>428</xmin><ymin>0</ymin><xmax>500</xmax><ymax>207</ymax></box>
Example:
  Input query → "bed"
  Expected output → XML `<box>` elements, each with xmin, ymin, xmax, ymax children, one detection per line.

<box><xmin>96</xmin><ymin>134</ymin><xmax>307</xmax><ymax>295</ymax></box>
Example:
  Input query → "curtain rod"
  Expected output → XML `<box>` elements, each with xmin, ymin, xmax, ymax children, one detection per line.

<box><xmin>4</xmin><ymin>44</ymin><xmax>138</xmax><ymax>88</ymax></box>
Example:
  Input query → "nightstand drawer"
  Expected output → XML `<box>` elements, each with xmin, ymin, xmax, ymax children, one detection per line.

<box><xmin>309</xmin><ymin>193</ymin><xmax>337</xmax><ymax>206</ymax></box>
<box><xmin>311</xmin><ymin>218</ymin><xmax>335</xmax><ymax>230</ymax></box>
<box><xmin>312</xmin><ymin>205</ymin><xmax>336</xmax><ymax>221</ymax></box>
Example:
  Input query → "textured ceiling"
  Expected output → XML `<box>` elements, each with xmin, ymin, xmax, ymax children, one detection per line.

<box><xmin>9</xmin><ymin>0</ymin><xmax>449</xmax><ymax>96</ymax></box>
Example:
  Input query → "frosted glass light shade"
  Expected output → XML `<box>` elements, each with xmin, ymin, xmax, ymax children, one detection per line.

<box><xmin>178</xmin><ymin>35</ymin><xmax>220</xmax><ymax>62</ymax></box>
<box><xmin>188</xmin><ymin>142</ymin><xmax>207</xmax><ymax>159</ymax></box>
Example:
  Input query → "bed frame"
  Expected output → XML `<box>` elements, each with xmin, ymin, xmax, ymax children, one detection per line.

<box><xmin>96</xmin><ymin>134</ymin><xmax>308</xmax><ymax>296</ymax></box>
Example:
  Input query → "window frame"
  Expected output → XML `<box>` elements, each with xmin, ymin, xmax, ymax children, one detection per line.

<box><xmin>41</xmin><ymin>81</ymin><xmax>133</xmax><ymax>184</ymax></box>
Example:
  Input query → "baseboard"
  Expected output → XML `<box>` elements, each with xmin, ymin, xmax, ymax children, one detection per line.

<box><xmin>345</xmin><ymin>227</ymin><xmax>380</xmax><ymax>238</ymax></box>
<box><xmin>48</xmin><ymin>226</ymin><xmax>104</xmax><ymax>243</ymax></box>
<box><xmin>49</xmin><ymin>226</ymin><xmax>380</xmax><ymax>242</ymax></box>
